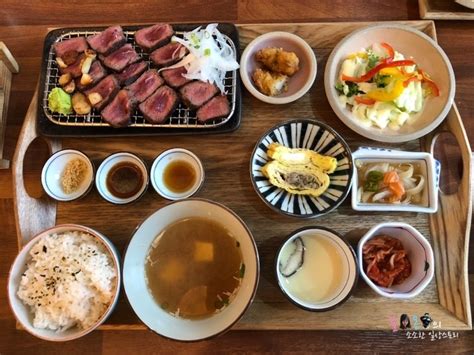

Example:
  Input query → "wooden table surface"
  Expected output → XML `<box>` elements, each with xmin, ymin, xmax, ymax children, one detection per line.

<box><xmin>1</xmin><ymin>0</ymin><xmax>473</xmax><ymax>353</ymax></box>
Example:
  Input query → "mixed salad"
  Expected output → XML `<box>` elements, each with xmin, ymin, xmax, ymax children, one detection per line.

<box><xmin>335</xmin><ymin>42</ymin><xmax>440</xmax><ymax>130</ymax></box>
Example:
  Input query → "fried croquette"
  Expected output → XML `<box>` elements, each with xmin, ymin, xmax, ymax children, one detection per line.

<box><xmin>252</xmin><ymin>68</ymin><xmax>289</xmax><ymax>96</ymax></box>
<box><xmin>255</xmin><ymin>47</ymin><xmax>300</xmax><ymax>76</ymax></box>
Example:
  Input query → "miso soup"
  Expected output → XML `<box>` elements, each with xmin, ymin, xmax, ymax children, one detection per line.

<box><xmin>145</xmin><ymin>217</ymin><xmax>244</xmax><ymax>319</ymax></box>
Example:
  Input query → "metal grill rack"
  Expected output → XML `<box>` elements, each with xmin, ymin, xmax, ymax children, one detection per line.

<box><xmin>42</xmin><ymin>29</ymin><xmax>237</xmax><ymax>128</ymax></box>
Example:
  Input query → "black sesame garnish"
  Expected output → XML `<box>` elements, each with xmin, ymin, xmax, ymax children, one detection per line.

<box><xmin>42</xmin><ymin>246</ymin><xmax>47</xmax><ymax>253</ymax></box>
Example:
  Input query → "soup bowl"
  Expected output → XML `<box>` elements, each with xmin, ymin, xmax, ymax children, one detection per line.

<box><xmin>122</xmin><ymin>198</ymin><xmax>259</xmax><ymax>341</ymax></box>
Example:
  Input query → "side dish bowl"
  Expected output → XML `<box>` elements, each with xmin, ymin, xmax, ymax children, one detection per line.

<box><xmin>276</xmin><ymin>226</ymin><xmax>358</xmax><ymax>311</ymax></box>
<box><xmin>122</xmin><ymin>198</ymin><xmax>259</xmax><ymax>341</ymax></box>
<box><xmin>357</xmin><ymin>222</ymin><xmax>434</xmax><ymax>299</ymax></box>
<box><xmin>8</xmin><ymin>224</ymin><xmax>121</xmax><ymax>342</ymax></box>
<box><xmin>351</xmin><ymin>147</ymin><xmax>440</xmax><ymax>213</ymax></box>
<box><xmin>250</xmin><ymin>119</ymin><xmax>353</xmax><ymax>218</ymax></box>
<box><xmin>41</xmin><ymin>149</ymin><xmax>94</xmax><ymax>201</ymax></box>
<box><xmin>324</xmin><ymin>24</ymin><xmax>455</xmax><ymax>143</ymax></box>
<box><xmin>240</xmin><ymin>31</ymin><xmax>317</xmax><ymax>104</ymax></box>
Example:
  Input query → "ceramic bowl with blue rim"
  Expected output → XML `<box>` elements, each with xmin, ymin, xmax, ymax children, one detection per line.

<box><xmin>250</xmin><ymin>119</ymin><xmax>353</xmax><ymax>218</ymax></box>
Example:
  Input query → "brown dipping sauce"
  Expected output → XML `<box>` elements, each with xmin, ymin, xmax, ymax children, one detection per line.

<box><xmin>163</xmin><ymin>160</ymin><xmax>196</xmax><ymax>193</ymax></box>
<box><xmin>106</xmin><ymin>161</ymin><xmax>144</xmax><ymax>198</ymax></box>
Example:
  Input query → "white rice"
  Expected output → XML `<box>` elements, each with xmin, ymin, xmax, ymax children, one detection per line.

<box><xmin>17</xmin><ymin>231</ymin><xmax>117</xmax><ymax>331</ymax></box>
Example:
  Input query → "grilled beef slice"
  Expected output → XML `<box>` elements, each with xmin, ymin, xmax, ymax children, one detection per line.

<box><xmin>54</xmin><ymin>37</ymin><xmax>88</xmax><ymax>59</ymax></box>
<box><xmin>150</xmin><ymin>42</ymin><xmax>187</xmax><ymax>67</ymax></box>
<box><xmin>196</xmin><ymin>95</ymin><xmax>230</xmax><ymax>122</ymax></box>
<box><xmin>59</xmin><ymin>53</ymin><xmax>86</xmax><ymax>78</ymax></box>
<box><xmin>179</xmin><ymin>81</ymin><xmax>219</xmax><ymax>109</ymax></box>
<box><xmin>84</xmin><ymin>74</ymin><xmax>120</xmax><ymax>111</ymax></box>
<box><xmin>115</xmin><ymin>61</ymin><xmax>148</xmax><ymax>85</ymax></box>
<box><xmin>100</xmin><ymin>43</ymin><xmax>140</xmax><ymax>72</ymax></box>
<box><xmin>161</xmin><ymin>66</ymin><xmax>191</xmax><ymax>88</ymax></box>
<box><xmin>139</xmin><ymin>85</ymin><xmax>178</xmax><ymax>123</ymax></box>
<box><xmin>87</xmin><ymin>25</ymin><xmax>126</xmax><ymax>55</ymax></box>
<box><xmin>135</xmin><ymin>23</ymin><xmax>174</xmax><ymax>51</ymax></box>
<box><xmin>101</xmin><ymin>90</ymin><xmax>136</xmax><ymax>127</ymax></box>
<box><xmin>125</xmin><ymin>69</ymin><xmax>164</xmax><ymax>103</ymax></box>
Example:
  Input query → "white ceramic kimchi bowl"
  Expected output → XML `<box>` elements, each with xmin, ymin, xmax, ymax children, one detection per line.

<box><xmin>357</xmin><ymin>222</ymin><xmax>434</xmax><ymax>299</ymax></box>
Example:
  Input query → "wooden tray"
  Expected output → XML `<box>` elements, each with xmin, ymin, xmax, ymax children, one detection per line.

<box><xmin>419</xmin><ymin>0</ymin><xmax>474</xmax><ymax>20</ymax></box>
<box><xmin>12</xmin><ymin>20</ymin><xmax>472</xmax><ymax>331</ymax></box>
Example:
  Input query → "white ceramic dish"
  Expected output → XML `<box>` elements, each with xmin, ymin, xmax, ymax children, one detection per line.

<box><xmin>95</xmin><ymin>152</ymin><xmax>148</xmax><ymax>204</ymax></box>
<box><xmin>122</xmin><ymin>199</ymin><xmax>259</xmax><ymax>341</ymax></box>
<box><xmin>324</xmin><ymin>24</ymin><xmax>455</xmax><ymax>143</ymax></box>
<box><xmin>351</xmin><ymin>147</ymin><xmax>440</xmax><ymax>213</ymax></box>
<box><xmin>150</xmin><ymin>148</ymin><xmax>204</xmax><ymax>200</ymax></box>
<box><xmin>8</xmin><ymin>224</ymin><xmax>121</xmax><ymax>342</ymax></box>
<box><xmin>276</xmin><ymin>227</ymin><xmax>358</xmax><ymax>311</ymax></box>
<box><xmin>357</xmin><ymin>222</ymin><xmax>434</xmax><ymax>299</ymax></box>
<box><xmin>41</xmin><ymin>149</ymin><xmax>94</xmax><ymax>201</ymax></box>
<box><xmin>240</xmin><ymin>31</ymin><xmax>317</xmax><ymax>104</ymax></box>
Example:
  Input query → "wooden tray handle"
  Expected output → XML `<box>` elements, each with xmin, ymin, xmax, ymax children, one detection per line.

<box><xmin>12</xmin><ymin>88</ymin><xmax>61</xmax><ymax>249</ymax></box>
<box><xmin>425</xmin><ymin>104</ymin><xmax>473</xmax><ymax>328</ymax></box>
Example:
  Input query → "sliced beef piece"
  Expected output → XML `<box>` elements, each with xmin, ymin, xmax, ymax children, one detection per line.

<box><xmin>84</xmin><ymin>75</ymin><xmax>120</xmax><ymax>111</ymax></box>
<box><xmin>179</xmin><ymin>81</ymin><xmax>219</xmax><ymax>109</ymax></box>
<box><xmin>139</xmin><ymin>85</ymin><xmax>178</xmax><ymax>124</ymax></box>
<box><xmin>115</xmin><ymin>61</ymin><xmax>148</xmax><ymax>85</ymax></box>
<box><xmin>135</xmin><ymin>23</ymin><xmax>174</xmax><ymax>51</ymax></box>
<box><xmin>161</xmin><ymin>66</ymin><xmax>191</xmax><ymax>88</ymax></box>
<box><xmin>101</xmin><ymin>90</ymin><xmax>136</xmax><ymax>127</ymax></box>
<box><xmin>76</xmin><ymin>60</ymin><xmax>107</xmax><ymax>91</ymax></box>
<box><xmin>196</xmin><ymin>95</ymin><xmax>230</xmax><ymax>122</ymax></box>
<box><xmin>87</xmin><ymin>25</ymin><xmax>126</xmax><ymax>55</ymax></box>
<box><xmin>54</xmin><ymin>37</ymin><xmax>88</xmax><ymax>59</ymax></box>
<box><xmin>125</xmin><ymin>69</ymin><xmax>164</xmax><ymax>103</ymax></box>
<box><xmin>150</xmin><ymin>42</ymin><xmax>187</xmax><ymax>67</ymax></box>
<box><xmin>59</xmin><ymin>53</ymin><xmax>86</xmax><ymax>78</ymax></box>
<box><xmin>100</xmin><ymin>43</ymin><xmax>140</xmax><ymax>72</ymax></box>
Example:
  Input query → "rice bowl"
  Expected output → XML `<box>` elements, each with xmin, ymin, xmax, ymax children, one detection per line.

<box><xmin>8</xmin><ymin>224</ymin><xmax>121</xmax><ymax>341</ymax></box>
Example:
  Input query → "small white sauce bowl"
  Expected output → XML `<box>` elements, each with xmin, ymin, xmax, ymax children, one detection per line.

<box><xmin>240</xmin><ymin>31</ymin><xmax>317</xmax><ymax>104</ymax></box>
<box><xmin>357</xmin><ymin>222</ymin><xmax>435</xmax><ymax>299</ymax></box>
<box><xmin>41</xmin><ymin>149</ymin><xmax>94</xmax><ymax>202</ymax></box>
<box><xmin>150</xmin><ymin>148</ymin><xmax>204</xmax><ymax>200</ymax></box>
<box><xmin>275</xmin><ymin>226</ymin><xmax>358</xmax><ymax>311</ymax></box>
<box><xmin>8</xmin><ymin>224</ymin><xmax>121</xmax><ymax>342</ymax></box>
<box><xmin>95</xmin><ymin>152</ymin><xmax>149</xmax><ymax>205</ymax></box>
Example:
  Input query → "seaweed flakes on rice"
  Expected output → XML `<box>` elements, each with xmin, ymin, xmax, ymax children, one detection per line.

<box><xmin>17</xmin><ymin>231</ymin><xmax>117</xmax><ymax>331</ymax></box>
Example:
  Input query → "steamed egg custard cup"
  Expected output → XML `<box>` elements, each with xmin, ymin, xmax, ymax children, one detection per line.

<box><xmin>150</xmin><ymin>148</ymin><xmax>204</xmax><ymax>200</ymax></box>
<box><xmin>122</xmin><ymin>199</ymin><xmax>259</xmax><ymax>341</ymax></box>
<box><xmin>276</xmin><ymin>227</ymin><xmax>358</xmax><ymax>311</ymax></box>
<box><xmin>324</xmin><ymin>24</ymin><xmax>455</xmax><ymax>143</ymax></box>
<box><xmin>41</xmin><ymin>149</ymin><xmax>94</xmax><ymax>201</ymax></box>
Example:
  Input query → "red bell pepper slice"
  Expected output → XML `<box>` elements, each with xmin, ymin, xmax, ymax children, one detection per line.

<box><xmin>419</xmin><ymin>69</ymin><xmax>440</xmax><ymax>97</ymax></box>
<box><xmin>341</xmin><ymin>59</ymin><xmax>416</xmax><ymax>83</ymax></box>
<box><xmin>355</xmin><ymin>96</ymin><xmax>376</xmax><ymax>105</ymax></box>
<box><xmin>380</xmin><ymin>42</ymin><xmax>395</xmax><ymax>61</ymax></box>
<box><xmin>403</xmin><ymin>76</ymin><xmax>419</xmax><ymax>87</ymax></box>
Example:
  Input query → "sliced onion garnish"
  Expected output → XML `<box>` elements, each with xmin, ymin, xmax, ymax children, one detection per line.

<box><xmin>397</xmin><ymin>163</ymin><xmax>414</xmax><ymax>180</ymax></box>
<box><xmin>372</xmin><ymin>188</ymin><xmax>392</xmax><ymax>202</ymax></box>
<box><xmin>406</xmin><ymin>174</ymin><xmax>425</xmax><ymax>196</ymax></box>
<box><xmin>166</xmin><ymin>23</ymin><xmax>240</xmax><ymax>93</ymax></box>
<box><xmin>364</xmin><ymin>163</ymin><xmax>389</xmax><ymax>179</ymax></box>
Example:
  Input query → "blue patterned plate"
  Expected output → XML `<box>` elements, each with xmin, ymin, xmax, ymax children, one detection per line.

<box><xmin>250</xmin><ymin>119</ymin><xmax>353</xmax><ymax>218</ymax></box>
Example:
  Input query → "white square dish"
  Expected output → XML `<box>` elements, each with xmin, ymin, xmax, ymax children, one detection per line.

<box><xmin>351</xmin><ymin>147</ymin><xmax>440</xmax><ymax>213</ymax></box>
